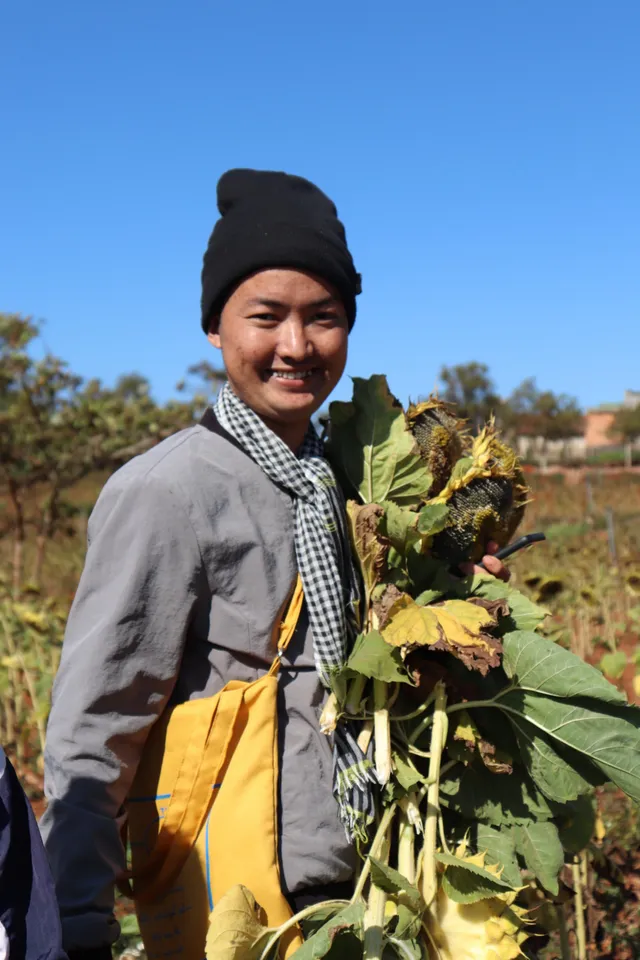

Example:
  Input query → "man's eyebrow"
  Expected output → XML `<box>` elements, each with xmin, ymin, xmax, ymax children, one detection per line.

<box><xmin>245</xmin><ymin>298</ymin><xmax>287</xmax><ymax>309</ymax></box>
<box><xmin>244</xmin><ymin>296</ymin><xmax>338</xmax><ymax>309</ymax></box>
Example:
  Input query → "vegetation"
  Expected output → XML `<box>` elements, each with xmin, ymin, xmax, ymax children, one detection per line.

<box><xmin>610</xmin><ymin>404</ymin><xmax>640</xmax><ymax>468</ymax></box>
<box><xmin>1</xmin><ymin>314</ymin><xmax>639</xmax><ymax>957</ymax></box>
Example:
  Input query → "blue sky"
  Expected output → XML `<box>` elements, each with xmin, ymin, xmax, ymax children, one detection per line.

<box><xmin>1</xmin><ymin>1</ymin><xmax>638</xmax><ymax>411</ymax></box>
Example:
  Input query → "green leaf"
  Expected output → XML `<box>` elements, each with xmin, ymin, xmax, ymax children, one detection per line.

<box><xmin>322</xmin><ymin>933</ymin><xmax>364</xmax><ymax>959</ymax></box>
<box><xmin>393</xmin><ymin>905</ymin><xmax>423</xmax><ymax>942</ymax></box>
<box><xmin>300</xmin><ymin>904</ymin><xmax>346</xmax><ymax>938</ymax></box>
<box><xmin>386</xmin><ymin>935</ymin><xmax>423</xmax><ymax>959</ymax></box>
<box><xmin>416</xmin><ymin>503</ymin><xmax>450</xmax><ymax>537</ymax></box>
<box><xmin>346</xmin><ymin>630</ymin><xmax>413</xmax><ymax>685</ymax></box>
<box><xmin>379</xmin><ymin>502</ymin><xmax>420</xmax><ymax>555</ymax></box>
<box><xmin>440</xmin><ymin>868</ymin><xmax>512</xmax><ymax>905</ymax></box>
<box><xmin>497</xmin><ymin>690</ymin><xmax>640</xmax><ymax>804</ymax></box>
<box><xmin>473</xmin><ymin>823</ymin><xmax>522</xmax><ymax>889</ymax></box>
<box><xmin>471</xmin><ymin>577</ymin><xmax>548</xmax><ymax>632</ymax></box>
<box><xmin>328</xmin><ymin>376</ymin><xmax>433</xmax><ymax>506</ymax></box>
<box><xmin>449</xmin><ymin>456</ymin><xmax>474</xmax><ymax>482</ymax></box>
<box><xmin>508</xmin><ymin>715</ymin><xmax>600</xmax><ymax>802</ymax></box>
<box><xmin>504</xmin><ymin>591</ymin><xmax>550</xmax><ymax>632</ymax></box>
<box><xmin>556</xmin><ymin>794</ymin><xmax>597</xmax><ymax>854</ymax></box>
<box><xmin>440</xmin><ymin>762</ymin><xmax>556</xmax><ymax>826</ymax></box>
<box><xmin>513</xmin><ymin>821</ymin><xmax>565</xmax><ymax>895</ymax></box>
<box><xmin>369</xmin><ymin>857</ymin><xmax>422</xmax><ymax>913</ymax></box>
<box><xmin>292</xmin><ymin>903</ymin><xmax>365</xmax><ymax>959</ymax></box>
<box><xmin>502</xmin><ymin>630</ymin><xmax>627</xmax><ymax>704</ymax></box>
<box><xmin>119</xmin><ymin>913</ymin><xmax>141</xmax><ymax>935</ymax></box>
<box><xmin>393</xmin><ymin>752</ymin><xmax>426</xmax><ymax>792</ymax></box>
<box><xmin>436</xmin><ymin>852</ymin><xmax>513</xmax><ymax>903</ymax></box>
<box><xmin>599</xmin><ymin>651</ymin><xmax>628</xmax><ymax>681</ymax></box>
<box><xmin>414</xmin><ymin>588</ymin><xmax>445</xmax><ymax>606</ymax></box>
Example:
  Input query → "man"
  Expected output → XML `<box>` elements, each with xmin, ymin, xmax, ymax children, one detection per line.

<box><xmin>41</xmin><ymin>169</ymin><xmax>508</xmax><ymax>959</ymax></box>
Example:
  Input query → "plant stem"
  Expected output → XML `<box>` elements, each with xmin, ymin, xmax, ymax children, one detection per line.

<box><xmin>397</xmin><ymin>807</ymin><xmax>415</xmax><ymax>884</ymax></box>
<box><xmin>351</xmin><ymin>802</ymin><xmax>398</xmax><ymax>904</ymax></box>
<box><xmin>357</xmin><ymin>718</ymin><xmax>374</xmax><ymax>754</ymax></box>
<box><xmin>319</xmin><ymin>692</ymin><xmax>339</xmax><ymax>733</ymax></box>
<box><xmin>437</xmin><ymin>814</ymin><xmax>451</xmax><ymax>856</ymax></box>
<box><xmin>391</xmin><ymin>688</ymin><xmax>436</xmax><ymax>722</ymax></box>
<box><xmin>572</xmin><ymin>855</ymin><xmax>587</xmax><ymax>960</ymax></box>
<box><xmin>373</xmin><ymin>680</ymin><xmax>391</xmax><ymax>784</ymax></box>
<box><xmin>420</xmin><ymin>681</ymin><xmax>448</xmax><ymax>909</ymax></box>
<box><xmin>18</xmin><ymin>652</ymin><xmax>46</xmax><ymax>762</ymax></box>
<box><xmin>363</xmin><ymin>818</ymin><xmax>390</xmax><ymax>960</ymax></box>
<box><xmin>555</xmin><ymin>904</ymin><xmax>571</xmax><ymax>960</ymax></box>
<box><xmin>346</xmin><ymin>674</ymin><xmax>368</xmax><ymax>716</ymax></box>
<box><xmin>259</xmin><ymin>899</ymin><xmax>351</xmax><ymax>960</ymax></box>
<box><xmin>408</xmin><ymin>703</ymin><xmax>436</xmax><ymax>745</ymax></box>
<box><xmin>445</xmin><ymin>691</ymin><xmax>507</xmax><ymax>716</ymax></box>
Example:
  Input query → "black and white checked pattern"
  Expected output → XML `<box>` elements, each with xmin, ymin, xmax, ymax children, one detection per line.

<box><xmin>214</xmin><ymin>384</ymin><xmax>377</xmax><ymax>839</ymax></box>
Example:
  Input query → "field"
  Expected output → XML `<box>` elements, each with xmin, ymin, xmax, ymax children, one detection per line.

<box><xmin>1</xmin><ymin>468</ymin><xmax>639</xmax><ymax>958</ymax></box>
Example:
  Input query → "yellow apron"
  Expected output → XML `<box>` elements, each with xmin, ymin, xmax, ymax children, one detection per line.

<box><xmin>126</xmin><ymin>578</ymin><xmax>305</xmax><ymax>959</ymax></box>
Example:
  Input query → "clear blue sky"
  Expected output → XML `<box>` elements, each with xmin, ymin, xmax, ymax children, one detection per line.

<box><xmin>2</xmin><ymin>1</ymin><xmax>638</xmax><ymax>411</ymax></box>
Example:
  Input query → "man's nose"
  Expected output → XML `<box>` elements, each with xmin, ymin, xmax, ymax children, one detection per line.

<box><xmin>278</xmin><ymin>318</ymin><xmax>312</xmax><ymax>361</ymax></box>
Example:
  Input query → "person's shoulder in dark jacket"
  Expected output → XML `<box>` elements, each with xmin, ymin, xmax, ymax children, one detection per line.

<box><xmin>0</xmin><ymin>746</ymin><xmax>69</xmax><ymax>960</ymax></box>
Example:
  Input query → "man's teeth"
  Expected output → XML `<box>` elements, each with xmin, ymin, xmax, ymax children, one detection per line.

<box><xmin>270</xmin><ymin>370</ymin><xmax>314</xmax><ymax>380</ymax></box>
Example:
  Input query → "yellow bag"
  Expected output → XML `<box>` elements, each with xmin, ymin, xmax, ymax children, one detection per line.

<box><xmin>126</xmin><ymin>578</ymin><xmax>305</xmax><ymax>959</ymax></box>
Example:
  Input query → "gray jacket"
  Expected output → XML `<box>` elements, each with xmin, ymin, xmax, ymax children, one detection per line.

<box><xmin>40</xmin><ymin>417</ymin><xmax>355</xmax><ymax>951</ymax></box>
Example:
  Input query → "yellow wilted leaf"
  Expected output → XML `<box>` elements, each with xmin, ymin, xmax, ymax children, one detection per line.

<box><xmin>633</xmin><ymin>673</ymin><xmax>640</xmax><ymax>700</ymax></box>
<box><xmin>12</xmin><ymin>603</ymin><xmax>48</xmax><ymax>631</ymax></box>
<box><xmin>594</xmin><ymin>813</ymin><xmax>606</xmax><ymax>842</ymax></box>
<box><xmin>205</xmin><ymin>885</ymin><xmax>273</xmax><ymax>960</ymax></box>
<box><xmin>381</xmin><ymin>595</ymin><xmax>502</xmax><ymax>674</ymax></box>
<box><xmin>433</xmin><ymin>600</ymin><xmax>499</xmax><ymax>647</ymax></box>
<box><xmin>453</xmin><ymin>711</ymin><xmax>481</xmax><ymax>747</ymax></box>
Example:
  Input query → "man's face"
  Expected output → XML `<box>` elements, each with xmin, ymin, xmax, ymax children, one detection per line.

<box><xmin>208</xmin><ymin>269</ymin><xmax>349</xmax><ymax>440</ymax></box>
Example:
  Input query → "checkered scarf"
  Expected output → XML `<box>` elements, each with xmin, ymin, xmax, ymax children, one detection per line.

<box><xmin>214</xmin><ymin>383</ymin><xmax>377</xmax><ymax>840</ymax></box>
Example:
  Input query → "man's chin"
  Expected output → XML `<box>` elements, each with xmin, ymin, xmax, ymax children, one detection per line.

<box><xmin>263</xmin><ymin>386</ymin><xmax>324</xmax><ymax>416</ymax></box>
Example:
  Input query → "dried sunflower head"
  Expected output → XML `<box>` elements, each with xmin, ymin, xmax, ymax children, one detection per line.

<box><xmin>406</xmin><ymin>397</ymin><xmax>468</xmax><ymax>496</ymax></box>
<box><xmin>431</xmin><ymin>422</ymin><xmax>529</xmax><ymax>565</ymax></box>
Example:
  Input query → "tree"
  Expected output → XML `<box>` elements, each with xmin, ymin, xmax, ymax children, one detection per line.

<box><xmin>113</xmin><ymin>373</ymin><xmax>151</xmax><ymax>402</ymax></box>
<box><xmin>0</xmin><ymin>314</ymin><xmax>204</xmax><ymax>593</ymax></box>
<box><xmin>177</xmin><ymin>361</ymin><xmax>227</xmax><ymax>404</ymax></box>
<box><xmin>610</xmin><ymin>405</ymin><xmax>640</xmax><ymax>468</ymax></box>
<box><xmin>438</xmin><ymin>362</ymin><xmax>502</xmax><ymax>431</ymax></box>
<box><xmin>503</xmin><ymin>377</ymin><xmax>583</xmax><ymax>468</ymax></box>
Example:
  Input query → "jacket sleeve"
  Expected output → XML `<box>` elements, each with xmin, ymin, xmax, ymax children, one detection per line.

<box><xmin>40</xmin><ymin>467</ymin><xmax>206</xmax><ymax>952</ymax></box>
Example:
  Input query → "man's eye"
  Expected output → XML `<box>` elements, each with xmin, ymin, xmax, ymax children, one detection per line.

<box><xmin>313</xmin><ymin>312</ymin><xmax>339</xmax><ymax>323</ymax></box>
<box><xmin>251</xmin><ymin>313</ymin><xmax>278</xmax><ymax>322</ymax></box>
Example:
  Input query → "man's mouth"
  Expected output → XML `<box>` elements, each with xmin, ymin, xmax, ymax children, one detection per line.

<box><xmin>267</xmin><ymin>369</ymin><xmax>318</xmax><ymax>381</ymax></box>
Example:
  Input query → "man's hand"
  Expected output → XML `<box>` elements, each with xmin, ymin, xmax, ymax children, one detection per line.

<box><xmin>458</xmin><ymin>540</ymin><xmax>511</xmax><ymax>583</ymax></box>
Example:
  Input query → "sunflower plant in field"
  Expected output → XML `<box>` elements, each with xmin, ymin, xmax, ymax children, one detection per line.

<box><xmin>206</xmin><ymin>375</ymin><xmax>640</xmax><ymax>960</ymax></box>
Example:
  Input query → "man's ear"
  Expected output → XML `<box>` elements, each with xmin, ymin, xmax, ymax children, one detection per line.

<box><xmin>207</xmin><ymin>316</ymin><xmax>221</xmax><ymax>349</ymax></box>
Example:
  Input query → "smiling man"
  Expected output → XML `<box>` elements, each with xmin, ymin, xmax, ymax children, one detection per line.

<box><xmin>208</xmin><ymin>268</ymin><xmax>349</xmax><ymax>450</ymax></box>
<box><xmin>40</xmin><ymin>170</ymin><xmax>508</xmax><ymax>960</ymax></box>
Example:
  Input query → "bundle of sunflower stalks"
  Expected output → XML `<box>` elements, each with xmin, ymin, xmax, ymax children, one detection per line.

<box><xmin>206</xmin><ymin>375</ymin><xmax>640</xmax><ymax>960</ymax></box>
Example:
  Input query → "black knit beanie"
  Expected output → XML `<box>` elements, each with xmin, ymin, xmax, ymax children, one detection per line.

<box><xmin>200</xmin><ymin>169</ymin><xmax>361</xmax><ymax>333</ymax></box>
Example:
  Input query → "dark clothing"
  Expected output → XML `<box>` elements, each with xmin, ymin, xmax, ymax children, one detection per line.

<box><xmin>0</xmin><ymin>748</ymin><xmax>67</xmax><ymax>960</ymax></box>
<box><xmin>200</xmin><ymin>168</ymin><xmax>361</xmax><ymax>331</ymax></box>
